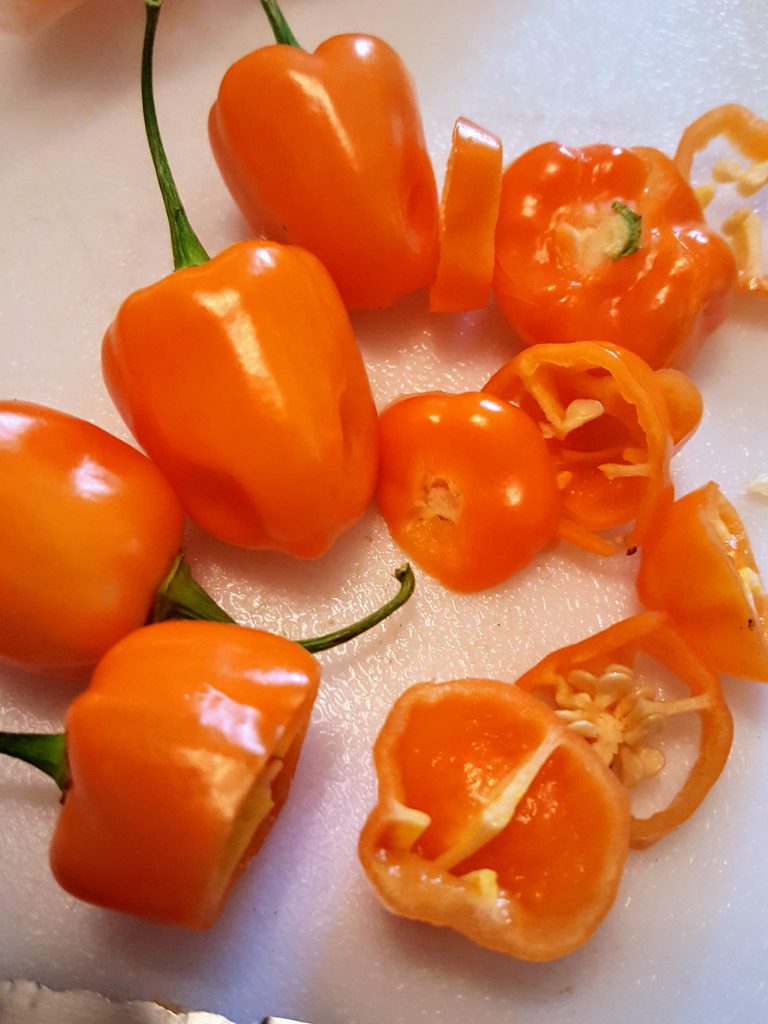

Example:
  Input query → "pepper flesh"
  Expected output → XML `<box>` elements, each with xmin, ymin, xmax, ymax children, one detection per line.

<box><xmin>209</xmin><ymin>28</ymin><xmax>438</xmax><ymax>309</ymax></box>
<box><xmin>675</xmin><ymin>104</ymin><xmax>768</xmax><ymax>295</ymax></box>
<box><xmin>483</xmin><ymin>342</ymin><xmax>698</xmax><ymax>555</ymax></box>
<box><xmin>515</xmin><ymin>612</ymin><xmax>734</xmax><ymax>848</ymax></box>
<box><xmin>359</xmin><ymin>678</ymin><xmax>630</xmax><ymax>961</ymax></box>
<box><xmin>492</xmin><ymin>142</ymin><xmax>736</xmax><ymax>369</ymax></box>
<box><xmin>49</xmin><ymin>621</ymin><xmax>320</xmax><ymax>929</ymax></box>
<box><xmin>103</xmin><ymin>244</ymin><xmax>378</xmax><ymax>557</ymax></box>
<box><xmin>375</xmin><ymin>392</ymin><xmax>560</xmax><ymax>591</ymax></box>
<box><xmin>0</xmin><ymin>401</ymin><xmax>183</xmax><ymax>678</ymax></box>
<box><xmin>637</xmin><ymin>482</ymin><xmax>768</xmax><ymax>681</ymax></box>
<box><xmin>429</xmin><ymin>116</ymin><xmax>503</xmax><ymax>312</ymax></box>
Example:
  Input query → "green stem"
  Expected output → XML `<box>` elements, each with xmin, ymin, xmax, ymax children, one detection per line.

<box><xmin>151</xmin><ymin>554</ymin><xmax>236</xmax><ymax>624</ymax></box>
<box><xmin>610</xmin><ymin>201</ymin><xmax>642</xmax><ymax>260</ymax></box>
<box><xmin>259</xmin><ymin>0</ymin><xmax>301</xmax><ymax>48</ymax></box>
<box><xmin>298</xmin><ymin>564</ymin><xmax>415</xmax><ymax>653</ymax></box>
<box><xmin>142</xmin><ymin>0</ymin><xmax>209</xmax><ymax>270</ymax></box>
<box><xmin>0</xmin><ymin>733</ymin><xmax>69</xmax><ymax>793</ymax></box>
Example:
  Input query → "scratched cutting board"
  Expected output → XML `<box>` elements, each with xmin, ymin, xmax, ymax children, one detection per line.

<box><xmin>1</xmin><ymin>1</ymin><xmax>767</xmax><ymax>1022</ymax></box>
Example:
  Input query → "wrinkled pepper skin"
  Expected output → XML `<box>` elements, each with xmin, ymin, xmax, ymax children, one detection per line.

<box><xmin>637</xmin><ymin>482</ymin><xmax>768</xmax><ymax>681</ymax></box>
<box><xmin>359</xmin><ymin>678</ymin><xmax>630</xmax><ymax>961</ymax></box>
<box><xmin>0</xmin><ymin>401</ymin><xmax>183</xmax><ymax>678</ymax></box>
<box><xmin>492</xmin><ymin>143</ymin><xmax>736</xmax><ymax>369</ymax></box>
<box><xmin>51</xmin><ymin>621</ymin><xmax>320</xmax><ymax>929</ymax></box>
<box><xmin>209</xmin><ymin>35</ymin><xmax>439</xmax><ymax>309</ymax></box>
<box><xmin>103</xmin><ymin>242</ymin><xmax>378</xmax><ymax>557</ymax></box>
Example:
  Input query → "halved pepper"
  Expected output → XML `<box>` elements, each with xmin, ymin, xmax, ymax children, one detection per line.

<box><xmin>515</xmin><ymin>612</ymin><xmax>734</xmax><ymax>849</ymax></box>
<box><xmin>637</xmin><ymin>482</ymin><xmax>768</xmax><ymax>681</ymax></box>
<box><xmin>675</xmin><ymin>104</ymin><xmax>768</xmax><ymax>295</ymax></box>
<box><xmin>359</xmin><ymin>678</ymin><xmax>630</xmax><ymax>961</ymax></box>
<box><xmin>483</xmin><ymin>342</ymin><xmax>701</xmax><ymax>556</ymax></box>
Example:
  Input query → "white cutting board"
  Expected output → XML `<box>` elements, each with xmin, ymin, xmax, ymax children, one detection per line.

<box><xmin>1</xmin><ymin>1</ymin><xmax>767</xmax><ymax>1022</ymax></box>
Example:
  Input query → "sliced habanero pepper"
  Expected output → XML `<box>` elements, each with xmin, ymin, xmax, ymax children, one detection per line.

<box><xmin>429</xmin><ymin>117</ymin><xmax>503</xmax><ymax>313</ymax></box>
<box><xmin>376</xmin><ymin>392</ymin><xmax>560</xmax><ymax>591</ymax></box>
<box><xmin>675</xmin><ymin>104</ymin><xmax>768</xmax><ymax>295</ymax></box>
<box><xmin>359</xmin><ymin>678</ymin><xmax>630</xmax><ymax>961</ymax></box>
<box><xmin>515</xmin><ymin>612</ymin><xmax>734</xmax><ymax>849</ymax></box>
<box><xmin>483</xmin><ymin>342</ymin><xmax>700</xmax><ymax>556</ymax></box>
<box><xmin>492</xmin><ymin>142</ymin><xmax>736</xmax><ymax>369</ymax></box>
<box><xmin>209</xmin><ymin>0</ymin><xmax>438</xmax><ymax>310</ymax></box>
<box><xmin>637</xmin><ymin>482</ymin><xmax>768</xmax><ymax>681</ymax></box>
<box><xmin>104</xmin><ymin>0</ymin><xmax>378</xmax><ymax>558</ymax></box>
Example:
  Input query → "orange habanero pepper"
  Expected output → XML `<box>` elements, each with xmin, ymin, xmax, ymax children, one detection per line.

<box><xmin>209</xmin><ymin>0</ymin><xmax>439</xmax><ymax>310</ymax></box>
<box><xmin>516</xmin><ymin>612</ymin><xmax>734</xmax><ymax>849</ymax></box>
<box><xmin>492</xmin><ymin>142</ymin><xmax>736</xmax><ymax>369</ymax></box>
<box><xmin>428</xmin><ymin>117</ymin><xmax>503</xmax><ymax>313</ymax></box>
<box><xmin>0</xmin><ymin>621</ymin><xmax>320</xmax><ymax>929</ymax></box>
<box><xmin>637</xmin><ymin>482</ymin><xmax>768</xmax><ymax>681</ymax></box>
<box><xmin>359</xmin><ymin>678</ymin><xmax>630</xmax><ymax>961</ymax></box>
<box><xmin>376</xmin><ymin>392</ymin><xmax>560</xmax><ymax>592</ymax></box>
<box><xmin>675</xmin><ymin>104</ymin><xmax>768</xmax><ymax>295</ymax></box>
<box><xmin>484</xmin><ymin>342</ymin><xmax>702</xmax><ymax>556</ymax></box>
<box><xmin>104</xmin><ymin>0</ymin><xmax>378</xmax><ymax>557</ymax></box>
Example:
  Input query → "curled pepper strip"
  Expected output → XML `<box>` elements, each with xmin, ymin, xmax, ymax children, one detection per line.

<box><xmin>675</xmin><ymin>104</ymin><xmax>768</xmax><ymax>295</ymax></box>
<box><xmin>359</xmin><ymin>679</ymin><xmax>630</xmax><ymax>961</ymax></box>
<box><xmin>483</xmin><ymin>342</ymin><xmax>700</xmax><ymax>555</ymax></box>
<box><xmin>637</xmin><ymin>482</ymin><xmax>768</xmax><ymax>681</ymax></box>
<box><xmin>515</xmin><ymin>612</ymin><xmax>734</xmax><ymax>849</ymax></box>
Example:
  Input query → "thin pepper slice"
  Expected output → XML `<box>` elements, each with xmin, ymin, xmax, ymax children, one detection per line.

<box><xmin>428</xmin><ymin>117</ymin><xmax>503</xmax><ymax>312</ymax></box>
<box><xmin>209</xmin><ymin>0</ymin><xmax>438</xmax><ymax>310</ymax></box>
<box><xmin>492</xmin><ymin>142</ymin><xmax>736</xmax><ymax>368</ymax></box>
<box><xmin>359</xmin><ymin>678</ymin><xmax>630</xmax><ymax>960</ymax></box>
<box><xmin>637</xmin><ymin>482</ymin><xmax>768</xmax><ymax>681</ymax></box>
<box><xmin>104</xmin><ymin>1</ymin><xmax>378</xmax><ymax>557</ymax></box>
<box><xmin>483</xmin><ymin>342</ymin><xmax>699</xmax><ymax>555</ymax></box>
<box><xmin>515</xmin><ymin>612</ymin><xmax>734</xmax><ymax>849</ymax></box>
<box><xmin>675</xmin><ymin>104</ymin><xmax>768</xmax><ymax>295</ymax></box>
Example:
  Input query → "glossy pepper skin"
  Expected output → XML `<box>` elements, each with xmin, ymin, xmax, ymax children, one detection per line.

<box><xmin>484</xmin><ymin>343</ymin><xmax>701</xmax><ymax>556</ymax></box>
<box><xmin>103</xmin><ymin>241</ymin><xmax>378</xmax><ymax>557</ymax></box>
<box><xmin>376</xmin><ymin>392</ymin><xmax>560</xmax><ymax>592</ymax></box>
<box><xmin>492</xmin><ymin>142</ymin><xmax>736</xmax><ymax>369</ymax></box>
<box><xmin>0</xmin><ymin>401</ymin><xmax>183</xmax><ymax>678</ymax></box>
<box><xmin>637</xmin><ymin>482</ymin><xmax>768</xmax><ymax>681</ymax></box>
<box><xmin>359</xmin><ymin>678</ymin><xmax>630</xmax><ymax>961</ymax></box>
<box><xmin>516</xmin><ymin>612</ymin><xmax>734</xmax><ymax>849</ymax></box>
<box><xmin>209</xmin><ymin>32</ymin><xmax>439</xmax><ymax>309</ymax></box>
<box><xmin>50</xmin><ymin>621</ymin><xmax>320</xmax><ymax>929</ymax></box>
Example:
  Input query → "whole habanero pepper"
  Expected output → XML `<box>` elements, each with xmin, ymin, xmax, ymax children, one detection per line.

<box><xmin>359</xmin><ymin>678</ymin><xmax>630</xmax><ymax>961</ymax></box>
<box><xmin>0</xmin><ymin>569</ymin><xmax>415</xmax><ymax>928</ymax></box>
<box><xmin>104</xmin><ymin>0</ymin><xmax>378</xmax><ymax>557</ymax></box>
<box><xmin>515</xmin><ymin>612</ymin><xmax>734</xmax><ymax>849</ymax></box>
<box><xmin>492</xmin><ymin>142</ymin><xmax>736</xmax><ymax>369</ymax></box>
<box><xmin>209</xmin><ymin>0</ymin><xmax>439</xmax><ymax>310</ymax></box>
<box><xmin>484</xmin><ymin>342</ymin><xmax>702</xmax><ymax>556</ymax></box>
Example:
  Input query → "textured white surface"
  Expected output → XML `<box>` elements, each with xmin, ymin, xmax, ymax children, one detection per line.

<box><xmin>1</xmin><ymin>1</ymin><xmax>767</xmax><ymax>1023</ymax></box>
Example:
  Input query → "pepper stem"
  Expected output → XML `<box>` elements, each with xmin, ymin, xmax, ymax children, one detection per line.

<box><xmin>298</xmin><ymin>564</ymin><xmax>415</xmax><ymax>653</ymax></box>
<box><xmin>259</xmin><ymin>0</ymin><xmax>302</xmax><ymax>48</ymax></box>
<box><xmin>0</xmin><ymin>732</ymin><xmax>69</xmax><ymax>794</ymax></box>
<box><xmin>151</xmin><ymin>554</ymin><xmax>236</xmax><ymax>624</ymax></box>
<box><xmin>610</xmin><ymin>201</ymin><xmax>642</xmax><ymax>260</ymax></box>
<box><xmin>142</xmin><ymin>0</ymin><xmax>209</xmax><ymax>270</ymax></box>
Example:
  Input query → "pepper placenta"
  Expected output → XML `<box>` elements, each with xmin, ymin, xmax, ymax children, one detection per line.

<box><xmin>492</xmin><ymin>142</ymin><xmax>736</xmax><ymax>369</ymax></box>
<box><xmin>429</xmin><ymin>116</ymin><xmax>503</xmax><ymax>313</ymax></box>
<box><xmin>483</xmin><ymin>342</ymin><xmax>701</xmax><ymax>556</ymax></box>
<box><xmin>359</xmin><ymin>678</ymin><xmax>630</xmax><ymax>960</ymax></box>
<box><xmin>209</xmin><ymin>0</ymin><xmax>438</xmax><ymax>310</ymax></box>
<box><xmin>104</xmin><ymin>0</ymin><xmax>378</xmax><ymax>557</ymax></box>
<box><xmin>637</xmin><ymin>482</ymin><xmax>768</xmax><ymax>681</ymax></box>
<box><xmin>376</xmin><ymin>391</ymin><xmax>560</xmax><ymax>591</ymax></box>
<box><xmin>674</xmin><ymin>103</ymin><xmax>768</xmax><ymax>295</ymax></box>
<box><xmin>515</xmin><ymin>612</ymin><xmax>734</xmax><ymax>848</ymax></box>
